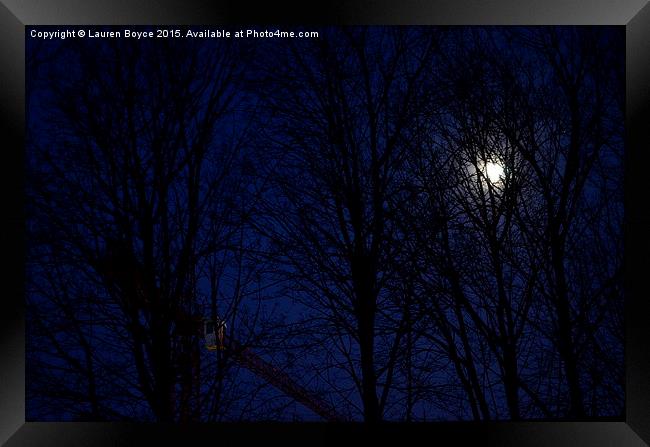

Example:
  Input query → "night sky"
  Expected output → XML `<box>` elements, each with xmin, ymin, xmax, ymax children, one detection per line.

<box><xmin>25</xmin><ymin>26</ymin><xmax>624</xmax><ymax>422</ymax></box>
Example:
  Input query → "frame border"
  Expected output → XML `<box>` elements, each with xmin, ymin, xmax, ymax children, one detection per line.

<box><xmin>2</xmin><ymin>1</ymin><xmax>648</xmax><ymax>445</ymax></box>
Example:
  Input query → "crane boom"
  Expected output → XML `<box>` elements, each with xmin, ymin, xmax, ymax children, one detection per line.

<box><xmin>223</xmin><ymin>336</ymin><xmax>346</xmax><ymax>422</ymax></box>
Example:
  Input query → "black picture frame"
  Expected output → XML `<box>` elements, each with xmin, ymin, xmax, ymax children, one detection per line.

<box><xmin>2</xmin><ymin>1</ymin><xmax>649</xmax><ymax>445</ymax></box>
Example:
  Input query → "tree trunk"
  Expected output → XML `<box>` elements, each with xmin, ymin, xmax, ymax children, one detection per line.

<box><xmin>358</xmin><ymin>303</ymin><xmax>380</xmax><ymax>423</ymax></box>
<box><xmin>502</xmin><ymin>342</ymin><xmax>521</xmax><ymax>420</ymax></box>
<box><xmin>551</xmin><ymin>237</ymin><xmax>585</xmax><ymax>418</ymax></box>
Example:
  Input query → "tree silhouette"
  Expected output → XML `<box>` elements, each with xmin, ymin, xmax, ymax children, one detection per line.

<box><xmin>26</xmin><ymin>36</ymin><xmax>276</xmax><ymax>421</ymax></box>
<box><xmin>26</xmin><ymin>26</ymin><xmax>624</xmax><ymax>422</ymax></box>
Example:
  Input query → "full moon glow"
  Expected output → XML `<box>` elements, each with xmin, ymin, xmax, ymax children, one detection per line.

<box><xmin>484</xmin><ymin>161</ymin><xmax>504</xmax><ymax>183</ymax></box>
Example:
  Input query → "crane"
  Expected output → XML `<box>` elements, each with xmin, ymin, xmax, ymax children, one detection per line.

<box><xmin>203</xmin><ymin>320</ymin><xmax>347</xmax><ymax>422</ymax></box>
<box><xmin>98</xmin><ymin>240</ymin><xmax>346</xmax><ymax>422</ymax></box>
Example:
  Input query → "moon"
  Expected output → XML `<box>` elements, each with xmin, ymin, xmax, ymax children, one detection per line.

<box><xmin>484</xmin><ymin>161</ymin><xmax>504</xmax><ymax>183</ymax></box>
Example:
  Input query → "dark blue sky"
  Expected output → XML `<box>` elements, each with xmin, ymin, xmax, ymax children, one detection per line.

<box><xmin>25</xmin><ymin>26</ymin><xmax>624</xmax><ymax>422</ymax></box>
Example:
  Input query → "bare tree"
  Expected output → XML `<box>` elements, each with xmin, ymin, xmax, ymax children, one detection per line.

<box><xmin>396</xmin><ymin>27</ymin><xmax>623</xmax><ymax>420</ymax></box>
<box><xmin>253</xmin><ymin>28</ymin><xmax>441</xmax><ymax>422</ymax></box>
<box><xmin>26</xmin><ymin>37</ymin><xmax>272</xmax><ymax>421</ymax></box>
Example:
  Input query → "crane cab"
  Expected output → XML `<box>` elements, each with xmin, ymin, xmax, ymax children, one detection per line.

<box><xmin>204</xmin><ymin>318</ymin><xmax>226</xmax><ymax>351</ymax></box>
